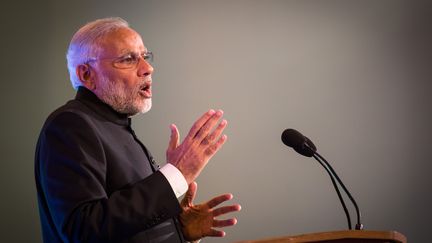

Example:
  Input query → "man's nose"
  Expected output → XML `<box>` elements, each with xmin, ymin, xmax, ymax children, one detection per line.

<box><xmin>138</xmin><ymin>57</ymin><xmax>154</xmax><ymax>77</ymax></box>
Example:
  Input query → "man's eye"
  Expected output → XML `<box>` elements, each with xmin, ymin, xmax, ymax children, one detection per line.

<box><xmin>119</xmin><ymin>55</ymin><xmax>136</xmax><ymax>63</ymax></box>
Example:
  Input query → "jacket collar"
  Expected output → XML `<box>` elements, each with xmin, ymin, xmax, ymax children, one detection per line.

<box><xmin>75</xmin><ymin>86</ymin><xmax>130</xmax><ymax>126</ymax></box>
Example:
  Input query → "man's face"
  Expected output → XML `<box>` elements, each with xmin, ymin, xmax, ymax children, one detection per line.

<box><xmin>90</xmin><ymin>27</ymin><xmax>154</xmax><ymax>116</ymax></box>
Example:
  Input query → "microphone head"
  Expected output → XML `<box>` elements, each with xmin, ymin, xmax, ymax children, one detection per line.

<box><xmin>281</xmin><ymin>129</ymin><xmax>317</xmax><ymax>157</ymax></box>
<box><xmin>281</xmin><ymin>129</ymin><xmax>305</xmax><ymax>148</ymax></box>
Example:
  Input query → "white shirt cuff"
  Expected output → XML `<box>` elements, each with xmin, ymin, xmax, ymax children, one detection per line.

<box><xmin>159</xmin><ymin>163</ymin><xmax>188</xmax><ymax>198</ymax></box>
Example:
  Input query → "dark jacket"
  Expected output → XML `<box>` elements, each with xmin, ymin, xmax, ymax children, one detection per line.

<box><xmin>35</xmin><ymin>87</ymin><xmax>185</xmax><ymax>242</ymax></box>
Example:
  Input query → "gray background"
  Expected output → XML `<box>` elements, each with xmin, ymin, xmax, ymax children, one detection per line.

<box><xmin>1</xmin><ymin>0</ymin><xmax>431</xmax><ymax>242</ymax></box>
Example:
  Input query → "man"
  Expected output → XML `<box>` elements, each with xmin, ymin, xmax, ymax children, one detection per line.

<box><xmin>35</xmin><ymin>17</ymin><xmax>240</xmax><ymax>243</ymax></box>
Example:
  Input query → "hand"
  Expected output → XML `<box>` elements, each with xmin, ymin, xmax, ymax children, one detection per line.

<box><xmin>179</xmin><ymin>182</ymin><xmax>241</xmax><ymax>241</ymax></box>
<box><xmin>166</xmin><ymin>109</ymin><xmax>227</xmax><ymax>184</ymax></box>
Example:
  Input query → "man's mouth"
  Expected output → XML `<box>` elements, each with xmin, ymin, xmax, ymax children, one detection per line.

<box><xmin>139</xmin><ymin>83</ymin><xmax>152</xmax><ymax>98</ymax></box>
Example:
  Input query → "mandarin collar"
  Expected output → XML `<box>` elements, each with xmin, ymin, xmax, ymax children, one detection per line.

<box><xmin>75</xmin><ymin>87</ymin><xmax>130</xmax><ymax>126</ymax></box>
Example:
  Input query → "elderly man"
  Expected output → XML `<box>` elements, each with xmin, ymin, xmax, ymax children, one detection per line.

<box><xmin>35</xmin><ymin>17</ymin><xmax>240</xmax><ymax>243</ymax></box>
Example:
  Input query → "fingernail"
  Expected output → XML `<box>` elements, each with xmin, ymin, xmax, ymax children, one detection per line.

<box><xmin>208</xmin><ymin>109</ymin><xmax>215</xmax><ymax>115</ymax></box>
<box><xmin>216</xmin><ymin>109</ymin><xmax>223</xmax><ymax>116</ymax></box>
<box><xmin>220</xmin><ymin>119</ymin><xmax>227</xmax><ymax>126</ymax></box>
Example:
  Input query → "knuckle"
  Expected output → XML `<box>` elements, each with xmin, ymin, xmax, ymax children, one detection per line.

<box><xmin>202</xmin><ymin>123</ymin><xmax>212</xmax><ymax>133</ymax></box>
<box><xmin>205</xmin><ymin>146</ymin><xmax>216</xmax><ymax>155</ymax></box>
<box><xmin>201</xmin><ymin>138</ymin><xmax>209</xmax><ymax>145</ymax></box>
<box><xmin>207</xmin><ymin>134</ymin><xmax>215</xmax><ymax>142</ymax></box>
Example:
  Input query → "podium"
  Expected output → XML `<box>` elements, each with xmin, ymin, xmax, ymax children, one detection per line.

<box><xmin>234</xmin><ymin>230</ymin><xmax>407</xmax><ymax>243</ymax></box>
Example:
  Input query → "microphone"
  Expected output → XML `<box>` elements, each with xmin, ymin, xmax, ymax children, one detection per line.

<box><xmin>281</xmin><ymin>129</ymin><xmax>316</xmax><ymax>157</ymax></box>
<box><xmin>281</xmin><ymin>128</ymin><xmax>363</xmax><ymax>230</ymax></box>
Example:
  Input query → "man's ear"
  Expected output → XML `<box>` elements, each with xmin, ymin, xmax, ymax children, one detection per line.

<box><xmin>76</xmin><ymin>64</ymin><xmax>96</xmax><ymax>90</ymax></box>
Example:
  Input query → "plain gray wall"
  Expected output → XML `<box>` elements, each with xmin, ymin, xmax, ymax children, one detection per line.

<box><xmin>1</xmin><ymin>0</ymin><xmax>431</xmax><ymax>242</ymax></box>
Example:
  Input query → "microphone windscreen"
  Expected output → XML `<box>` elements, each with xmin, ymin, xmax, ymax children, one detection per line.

<box><xmin>281</xmin><ymin>129</ymin><xmax>316</xmax><ymax>157</ymax></box>
<box><xmin>281</xmin><ymin>129</ymin><xmax>305</xmax><ymax>148</ymax></box>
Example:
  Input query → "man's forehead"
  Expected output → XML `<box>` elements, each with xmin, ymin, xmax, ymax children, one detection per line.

<box><xmin>97</xmin><ymin>27</ymin><xmax>146</xmax><ymax>54</ymax></box>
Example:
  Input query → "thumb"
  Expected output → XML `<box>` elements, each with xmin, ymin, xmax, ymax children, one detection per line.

<box><xmin>181</xmin><ymin>181</ymin><xmax>197</xmax><ymax>207</ymax></box>
<box><xmin>168</xmin><ymin>124</ymin><xmax>180</xmax><ymax>151</ymax></box>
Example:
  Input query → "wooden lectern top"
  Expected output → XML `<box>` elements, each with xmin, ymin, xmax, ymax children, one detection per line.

<box><xmin>234</xmin><ymin>230</ymin><xmax>407</xmax><ymax>243</ymax></box>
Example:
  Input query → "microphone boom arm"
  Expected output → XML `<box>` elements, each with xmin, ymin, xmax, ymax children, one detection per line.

<box><xmin>310</xmin><ymin>146</ymin><xmax>363</xmax><ymax>230</ymax></box>
<box><xmin>312</xmin><ymin>153</ymin><xmax>352</xmax><ymax>229</ymax></box>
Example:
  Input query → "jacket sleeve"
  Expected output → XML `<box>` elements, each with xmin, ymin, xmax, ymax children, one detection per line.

<box><xmin>36</xmin><ymin>111</ymin><xmax>182</xmax><ymax>242</ymax></box>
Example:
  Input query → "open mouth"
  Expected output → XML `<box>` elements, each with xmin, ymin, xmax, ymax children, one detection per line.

<box><xmin>140</xmin><ymin>83</ymin><xmax>152</xmax><ymax>98</ymax></box>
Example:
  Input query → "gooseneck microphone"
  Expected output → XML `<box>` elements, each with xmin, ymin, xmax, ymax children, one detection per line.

<box><xmin>282</xmin><ymin>129</ymin><xmax>352</xmax><ymax>229</ymax></box>
<box><xmin>281</xmin><ymin>129</ymin><xmax>363</xmax><ymax>230</ymax></box>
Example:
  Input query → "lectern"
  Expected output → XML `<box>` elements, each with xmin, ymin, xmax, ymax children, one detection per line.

<box><xmin>235</xmin><ymin>230</ymin><xmax>407</xmax><ymax>243</ymax></box>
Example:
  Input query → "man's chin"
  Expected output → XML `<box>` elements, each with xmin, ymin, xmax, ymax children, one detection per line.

<box><xmin>119</xmin><ymin>99</ymin><xmax>152</xmax><ymax>117</ymax></box>
<box><xmin>136</xmin><ymin>99</ymin><xmax>152</xmax><ymax>115</ymax></box>
<box><xmin>140</xmin><ymin>106</ymin><xmax>152</xmax><ymax>114</ymax></box>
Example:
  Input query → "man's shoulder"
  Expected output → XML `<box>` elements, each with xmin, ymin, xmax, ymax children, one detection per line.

<box><xmin>42</xmin><ymin>99</ymin><xmax>97</xmax><ymax>131</ymax></box>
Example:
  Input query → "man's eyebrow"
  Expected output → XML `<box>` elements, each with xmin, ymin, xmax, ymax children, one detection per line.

<box><xmin>118</xmin><ymin>49</ymin><xmax>134</xmax><ymax>55</ymax></box>
<box><xmin>118</xmin><ymin>49</ymin><xmax>148</xmax><ymax>55</ymax></box>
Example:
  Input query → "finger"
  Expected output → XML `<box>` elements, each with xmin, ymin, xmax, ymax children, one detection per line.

<box><xmin>201</xmin><ymin>119</ymin><xmax>227</xmax><ymax>146</ymax></box>
<box><xmin>205</xmin><ymin>229</ymin><xmax>226</xmax><ymax>237</ymax></box>
<box><xmin>184</xmin><ymin>110</ymin><xmax>216</xmax><ymax>143</ymax></box>
<box><xmin>204</xmin><ymin>134</ymin><xmax>227</xmax><ymax>156</ymax></box>
<box><xmin>206</xmin><ymin>193</ymin><xmax>233</xmax><ymax>208</ymax></box>
<box><xmin>212</xmin><ymin>218</ymin><xmax>238</xmax><ymax>228</ymax></box>
<box><xmin>168</xmin><ymin>124</ymin><xmax>180</xmax><ymax>151</ymax></box>
<box><xmin>181</xmin><ymin>181</ymin><xmax>197</xmax><ymax>207</ymax></box>
<box><xmin>194</xmin><ymin>110</ymin><xmax>224</xmax><ymax>142</ymax></box>
<box><xmin>212</xmin><ymin>204</ymin><xmax>242</xmax><ymax>217</ymax></box>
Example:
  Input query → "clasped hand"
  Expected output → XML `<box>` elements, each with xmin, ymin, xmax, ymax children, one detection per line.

<box><xmin>166</xmin><ymin>109</ymin><xmax>227</xmax><ymax>184</ymax></box>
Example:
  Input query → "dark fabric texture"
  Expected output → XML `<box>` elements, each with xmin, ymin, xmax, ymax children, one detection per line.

<box><xmin>35</xmin><ymin>87</ymin><xmax>185</xmax><ymax>243</ymax></box>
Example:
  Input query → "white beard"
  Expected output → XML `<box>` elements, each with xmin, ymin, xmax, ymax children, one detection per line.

<box><xmin>97</xmin><ymin>75</ymin><xmax>152</xmax><ymax>116</ymax></box>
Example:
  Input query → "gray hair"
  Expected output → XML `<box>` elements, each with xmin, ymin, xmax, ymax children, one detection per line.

<box><xmin>66</xmin><ymin>17</ymin><xmax>130</xmax><ymax>90</ymax></box>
